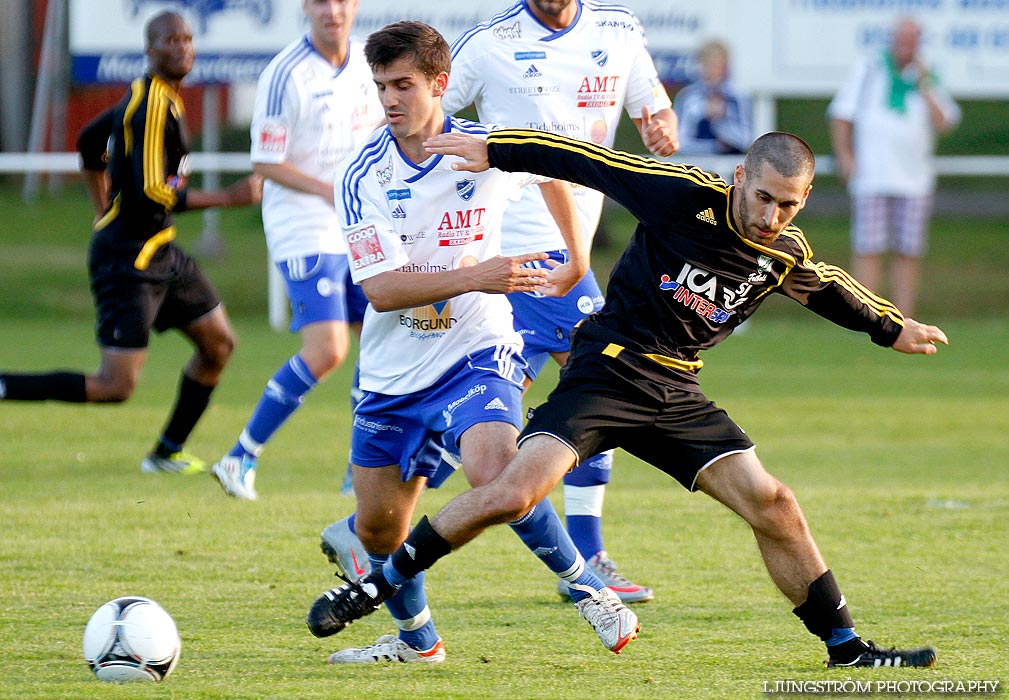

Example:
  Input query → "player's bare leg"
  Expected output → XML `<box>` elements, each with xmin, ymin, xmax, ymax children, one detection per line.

<box><xmin>696</xmin><ymin>451</ymin><xmax>936</xmax><ymax>667</ymax></box>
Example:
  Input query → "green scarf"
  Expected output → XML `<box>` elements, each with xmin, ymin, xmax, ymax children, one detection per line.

<box><xmin>884</xmin><ymin>51</ymin><xmax>933</xmax><ymax>114</ymax></box>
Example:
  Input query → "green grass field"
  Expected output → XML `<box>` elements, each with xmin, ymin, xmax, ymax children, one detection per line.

<box><xmin>1</xmin><ymin>185</ymin><xmax>1007</xmax><ymax>698</ymax></box>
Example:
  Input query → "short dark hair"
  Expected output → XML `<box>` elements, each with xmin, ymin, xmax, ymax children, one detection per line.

<box><xmin>744</xmin><ymin>131</ymin><xmax>816</xmax><ymax>183</ymax></box>
<box><xmin>365</xmin><ymin>21</ymin><xmax>451</xmax><ymax>79</ymax></box>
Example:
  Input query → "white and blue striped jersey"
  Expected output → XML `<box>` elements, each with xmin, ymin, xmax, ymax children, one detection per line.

<box><xmin>251</xmin><ymin>36</ymin><xmax>381</xmax><ymax>261</ymax></box>
<box><xmin>443</xmin><ymin>0</ymin><xmax>671</xmax><ymax>256</ymax></box>
<box><xmin>336</xmin><ymin>117</ymin><xmax>532</xmax><ymax>396</ymax></box>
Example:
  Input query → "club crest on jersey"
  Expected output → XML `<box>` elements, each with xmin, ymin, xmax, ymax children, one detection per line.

<box><xmin>494</xmin><ymin>20</ymin><xmax>521</xmax><ymax>40</ymax></box>
<box><xmin>456</xmin><ymin>178</ymin><xmax>476</xmax><ymax>201</ymax></box>
<box><xmin>591</xmin><ymin>49</ymin><xmax>608</xmax><ymax>67</ymax></box>
<box><xmin>748</xmin><ymin>255</ymin><xmax>774</xmax><ymax>283</ymax></box>
<box><xmin>376</xmin><ymin>157</ymin><xmax>393</xmax><ymax>185</ymax></box>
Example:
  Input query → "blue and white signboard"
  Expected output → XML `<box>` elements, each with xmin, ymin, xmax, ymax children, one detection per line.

<box><xmin>70</xmin><ymin>0</ymin><xmax>1009</xmax><ymax>96</ymax></box>
<box><xmin>70</xmin><ymin>0</ymin><xmax>304</xmax><ymax>84</ymax></box>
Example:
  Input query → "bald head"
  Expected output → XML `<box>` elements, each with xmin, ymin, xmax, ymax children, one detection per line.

<box><xmin>891</xmin><ymin>16</ymin><xmax>922</xmax><ymax>68</ymax></box>
<box><xmin>145</xmin><ymin>11</ymin><xmax>187</xmax><ymax>48</ymax></box>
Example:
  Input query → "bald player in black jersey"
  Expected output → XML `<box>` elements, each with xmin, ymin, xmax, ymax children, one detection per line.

<box><xmin>0</xmin><ymin>11</ymin><xmax>260</xmax><ymax>475</ymax></box>
<box><xmin>307</xmin><ymin>127</ymin><xmax>946</xmax><ymax>669</ymax></box>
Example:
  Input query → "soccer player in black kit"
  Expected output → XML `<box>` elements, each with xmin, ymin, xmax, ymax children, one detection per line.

<box><xmin>0</xmin><ymin>11</ymin><xmax>260</xmax><ymax>474</ymax></box>
<box><xmin>307</xmin><ymin>126</ymin><xmax>948</xmax><ymax>668</ymax></box>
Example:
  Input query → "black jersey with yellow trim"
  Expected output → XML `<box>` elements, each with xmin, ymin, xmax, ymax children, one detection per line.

<box><xmin>90</xmin><ymin>75</ymin><xmax>191</xmax><ymax>247</ymax></box>
<box><xmin>486</xmin><ymin>129</ymin><xmax>903</xmax><ymax>385</ymax></box>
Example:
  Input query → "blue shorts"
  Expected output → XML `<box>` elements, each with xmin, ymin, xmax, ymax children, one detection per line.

<box><xmin>277</xmin><ymin>254</ymin><xmax>365</xmax><ymax>331</ymax></box>
<box><xmin>350</xmin><ymin>346</ymin><xmax>526</xmax><ymax>484</ymax></box>
<box><xmin>508</xmin><ymin>250</ymin><xmax>604</xmax><ymax>380</ymax></box>
<box><xmin>345</xmin><ymin>267</ymin><xmax>368</xmax><ymax>325</ymax></box>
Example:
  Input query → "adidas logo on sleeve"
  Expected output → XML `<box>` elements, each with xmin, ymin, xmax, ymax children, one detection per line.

<box><xmin>695</xmin><ymin>208</ymin><xmax>717</xmax><ymax>225</ymax></box>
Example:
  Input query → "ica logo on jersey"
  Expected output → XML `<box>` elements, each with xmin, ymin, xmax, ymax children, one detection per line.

<box><xmin>659</xmin><ymin>263</ymin><xmax>734</xmax><ymax>324</ymax></box>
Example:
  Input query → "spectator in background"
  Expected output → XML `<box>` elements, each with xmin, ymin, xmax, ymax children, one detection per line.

<box><xmin>673</xmin><ymin>38</ymin><xmax>752</xmax><ymax>176</ymax></box>
<box><xmin>828</xmin><ymin>16</ymin><xmax>960</xmax><ymax>317</ymax></box>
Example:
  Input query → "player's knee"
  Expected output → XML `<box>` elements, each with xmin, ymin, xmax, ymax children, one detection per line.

<box><xmin>91</xmin><ymin>374</ymin><xmax>138</xmax><ymax>403</ymax></box>
<box><xmin>354</xmin><ymin>519</ymin><xmax>406</xmax><ymax>555</ymax></box>
<box><xmin>492</xmin><ymin>486</ymin><xmax>539</xmax><ymax>523</ymax></box>
<box><xmin>304</xmin><ymin>336</ymin><xmax>350</xmax><ymax>377</ymax></box>
<box><xmin>753</xmin><ymin>480</ymin><xmax>804</xmax><ymax>532</ymax></box>
<box><xmin>313</xmin><ymin>344</ymin><xmax>348</xmax><ymax>375</ymax></box>
<box><xmin>202</xmin><ymin>331</ymin><xmax>236</xmax><ymax>371</ymax></box>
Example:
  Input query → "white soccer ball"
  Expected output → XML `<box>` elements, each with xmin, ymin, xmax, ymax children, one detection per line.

<box><xmin>82</xmin><ymin>596</ymin><xmax>181</xmax><ymax>682</ymax></box>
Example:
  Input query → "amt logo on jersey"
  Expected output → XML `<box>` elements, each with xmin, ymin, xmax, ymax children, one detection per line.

<box><xmin>437</xmin><ymin>208</ymin><xmax>487</xmax><ymax>246</ymax></box>
<box><xmin>577</xmin><ymin>75</ymin><xmax>620</xmax><ymax>108</ymax></box>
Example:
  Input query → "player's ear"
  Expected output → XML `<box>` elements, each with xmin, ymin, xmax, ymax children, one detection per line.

<box><xmin>432</xmin><ymin>72</ymin><xmax>450</xmax><ymax>97</ymax></box>
<box><xmin>733</xmin><ymin>163</ymin><xmax>745</xmax><ymax>188</ymax></box>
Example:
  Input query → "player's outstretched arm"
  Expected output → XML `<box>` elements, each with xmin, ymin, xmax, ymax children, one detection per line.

<box><xmin>890</xmin><ymin>318</ymin><xmax>949</xmax><ymax>355</ymax></box>
<box><xmin>537</xmin><ymin>179</ymin><xmax>589</xmax><ymax>298</ymax></box>
<box><xmin>185</xmin><ymin>173</ymin><xmax>264</xmax><ymax>210</ymax></box>
<box><xmin>254</xmin><ymin>161</ymin><xmax>334</xmax><ymax>207</ymax></box>
<box><xmin>424</xmin><ymin>133</ymin><xmax>490</xmax><ymax>172</ymax></box>
<box><xmin>361</xmin><ymin>253</ymin><xmax>550</xmax><ymax>312</ymax></box>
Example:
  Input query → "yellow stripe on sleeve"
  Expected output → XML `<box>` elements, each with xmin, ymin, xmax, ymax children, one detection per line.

<box><xmin>142</xmin><ymin>79</ymin><xmax>178</xmax><ymax>210</ymax></box>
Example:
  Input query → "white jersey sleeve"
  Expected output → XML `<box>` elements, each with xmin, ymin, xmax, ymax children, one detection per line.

<box><xmin>621</xmin><ymin>16</ymin><xmax>673</xmax><ymax>121</ymax></box>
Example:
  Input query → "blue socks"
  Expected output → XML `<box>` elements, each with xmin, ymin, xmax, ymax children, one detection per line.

<box><xmin>565</xmin><ymin>514</ymin><xmax>604</xmax><ymax>559</ymax></box>
<box><xmin>230</xmin><ymin>354</ymin><xmax>317</xmax><ymax>459</ymax></box>
<box><xmin>368</xmin><ymin>554</ymin><xmax>440</xmax><ymax>652</ymax></box>
<box><xmin>562</xmin><ymin>450</ymin><xmax>612</xmax><ymax>558</ymax></box>
<box><xmin>507</xmin><ymin>499</ymin><xmax>603</xmax><ymax>602</ymax></box>
<box><xmin>826</xmin><ymin>627</ymin><xmax>859</xmax><ymax>647</ymax></box>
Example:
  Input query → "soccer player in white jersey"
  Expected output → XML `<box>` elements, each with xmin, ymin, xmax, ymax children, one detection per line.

<box><xmin>212</xmin><ymin>0</ymin><xmax>382</xmax><ymax>500</ymax></box>
<box><xmin>308</xmin><ymin>21</ymin><xmax>639</xmax><ymax>663</ymax></box>
<box><xmin>444</xmin><ymin>0</ymin><xmax>679</xmax><ymax>603</ymax></box>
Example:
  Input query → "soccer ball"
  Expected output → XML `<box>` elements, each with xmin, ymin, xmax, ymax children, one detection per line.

<box><xmin>82</xmin><ymin>596</ymin><xmax>181</xmax><ymax>682</ymax></box>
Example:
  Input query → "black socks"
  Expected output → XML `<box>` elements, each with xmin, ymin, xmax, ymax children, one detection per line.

<box><xmin>387</xmin><ymin>515</ymin><xmax>453</xmax><ymax>583</ymax></box>
<box><xmin>793</xmin><ymin>569</ymin><xmax>855</xmax><ymax>642</ymax></box>
<box><xmin>0</xmin><ymin>372</ymin><xmax>87</xmax><ymax>402</ymax></box>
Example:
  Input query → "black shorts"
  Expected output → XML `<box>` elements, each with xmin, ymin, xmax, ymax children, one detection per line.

<box><xmin>520</xmin><ymin>338</ymin><xmax>753</xmax><ymax>491</ymax></box>
<box><xmin>88</xmin><ymin>236</ymin><xmax>221</xmax><ymax>350</ymax></box>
